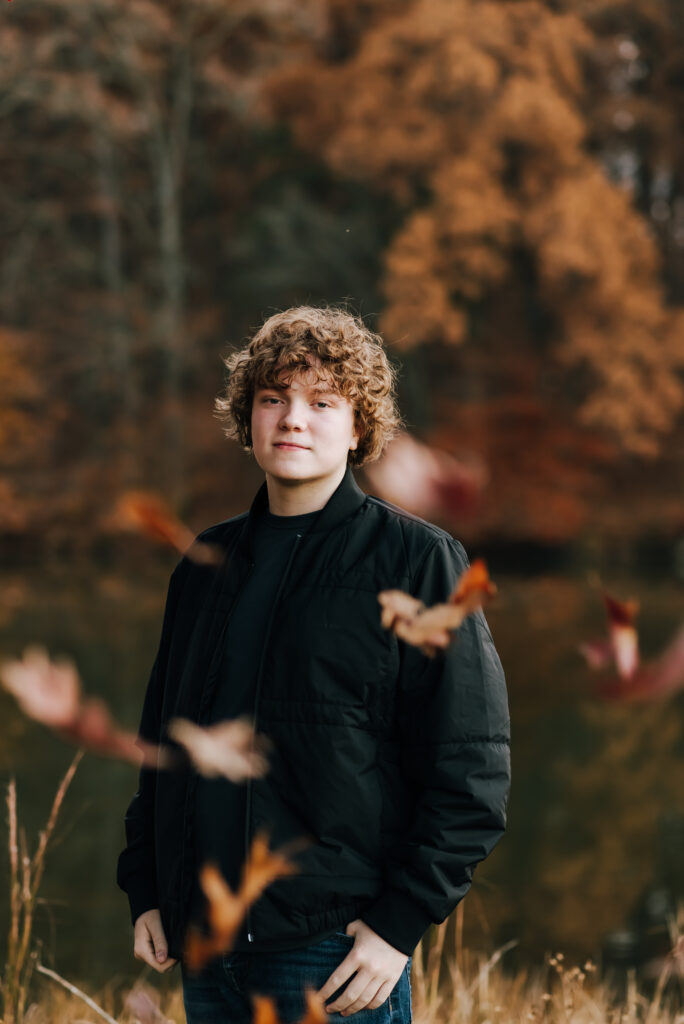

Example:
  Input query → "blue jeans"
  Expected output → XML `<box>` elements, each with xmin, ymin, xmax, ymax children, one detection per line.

<box><xmin>181</xmin><ymin>930</ymin><xmax>413</xmax><ymax>1024</ymax></box>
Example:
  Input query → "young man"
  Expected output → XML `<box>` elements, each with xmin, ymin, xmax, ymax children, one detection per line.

<box><xmin>117</xmin><ymin>306</ymin><xmax>511</xmax><ymax>1024</ymax></box>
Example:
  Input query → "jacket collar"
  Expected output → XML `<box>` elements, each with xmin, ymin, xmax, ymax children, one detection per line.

<box><xmin>242</xmin><ymin>463</ymin><xmax>367</xmax><ymax>561</ymax></box>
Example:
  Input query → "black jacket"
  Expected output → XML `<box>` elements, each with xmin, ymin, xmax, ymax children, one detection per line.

<box><xmin>116</xmin><ymin>465</ymin><xmax>511</xmax><ymax>958</ymax></box>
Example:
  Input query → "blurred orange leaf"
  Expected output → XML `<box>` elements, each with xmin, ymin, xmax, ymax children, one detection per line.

<box><xmin>0</xmin><ymin>645</ymin><xmax>176</xmax><ymax>769</ymax></box>
<box><xmin>183</xmin><ymin>827</ymin><xmax>310</xmax><ymax>972</ymax></box>
<box><xmin>112</xmin><ymin>491</ymin><xmax>224</xmax><ymax>566</ymax></box>
<box><xmin>579</xmin><ymin>591</ymin><xmax>640</xmax><ymax>679</ymax></box>
<box><xmin>251</xmin><ymin>993</ymin><xmax>282</xmax><ymax>1024</ymax></box>
<box><xmin>166</xmin><ymin>715</ymin><xmax>273</xmax><ymax>782</ymax></box>
<box><xmin>364</xmin><ymin>432</ymin><xmax>487</xmax><ymax>523</ymax></box>
<box><xmin>378</xmin><ymin>558</ymin><xmax>497</xmax><ymax>656</ymax></box>
<box><xmin>596</xmin><ymin>624</ymin><xmax>684</xmax><ymax>703</ymax></box>
<box><xmin>251</xmin><ymin>988</ymin><xmax>329</xmax><ymax>1024</ymax></box>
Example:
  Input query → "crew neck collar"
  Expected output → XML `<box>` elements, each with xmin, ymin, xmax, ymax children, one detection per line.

<box><xmin>242</xmin><ymin>464</ymin><xmax>367</xmax><ymax>559</ymax></box>
<box><xmin>261</xmin><ymin>506</ymin><xmax>321</xmax><ymax>529</ymax></box>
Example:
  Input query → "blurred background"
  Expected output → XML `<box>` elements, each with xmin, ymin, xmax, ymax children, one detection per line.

<box><xmin>0</xmin><ymin>0</ymin><xmax>682</xmax><ymax>995</ymax></box>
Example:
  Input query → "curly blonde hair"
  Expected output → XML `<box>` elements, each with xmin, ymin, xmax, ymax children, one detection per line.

<box><xmin>214</xmin><ymin>305</ymin><xmax>404</xmax><ymax>466</ymax></box>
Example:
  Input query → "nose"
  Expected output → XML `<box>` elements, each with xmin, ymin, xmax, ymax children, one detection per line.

<box><xmin>278</xmin><ymin>397</ymin><xmax>308</xmax><ymax>432</ymax></box>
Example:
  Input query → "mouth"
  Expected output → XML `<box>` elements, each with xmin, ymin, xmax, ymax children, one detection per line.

<box><xmin>274</xmin><ymin>443</ymin><xmax>309</xmax><ymax>450</ymax></box>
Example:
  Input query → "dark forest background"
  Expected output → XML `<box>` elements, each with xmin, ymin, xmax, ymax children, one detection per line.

<box><xmin>1</xmin><ymin>0</ymin><xmax>683</xmax><ymax>557</ymax></box>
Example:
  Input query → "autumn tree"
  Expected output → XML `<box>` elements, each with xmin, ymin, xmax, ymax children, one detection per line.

<box><xmin>0</xmin><ymin>0</ymin><xmax>323</xmax><ymax>512</ymax></box>
<box><xmin>2</xmin><ymin>0</ymin><xmax>682</xmax><ymax>546</ymax></box>
<box><xmin>570</xmin><ymin>0</ymin><xmax>684</xmax><ymax>303</ymax></box>
<box><xmin>0</xmin><ymin>329</ymin><xmax>56</xmax><ymax>539</ymax></box>
<box><xmin>263</xmin><ymin>0</ymin><xmax>684</xmax><ymax>460</ymax></box>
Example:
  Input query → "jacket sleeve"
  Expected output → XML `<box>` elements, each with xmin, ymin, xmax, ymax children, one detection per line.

<box><xmin>359</xmin><ymin>535</ymin><xmax>511</xmax><ymax>956</ymax></box>
<box><xmin>116</xmin><ymin>559</ymin><xmax>186</xmax><ymax>927</ymax></box>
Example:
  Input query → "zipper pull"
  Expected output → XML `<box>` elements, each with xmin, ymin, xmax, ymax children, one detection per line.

<box><xmin>247</xmin><ymin>932</ymin><xmax>254</xmax><ymax>942</ymax></box>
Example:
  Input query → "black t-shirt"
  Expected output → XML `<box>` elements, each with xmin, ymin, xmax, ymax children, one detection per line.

<box><xmin>188</xmin><ymin>503</ymin><xmax>344</xmax><ymax>951</ymax></box>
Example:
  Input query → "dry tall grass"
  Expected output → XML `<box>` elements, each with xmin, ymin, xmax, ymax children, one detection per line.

<box><xmin>2</xmin><ymin>756</ymin><xmax>682</xmax><ymax>1024</ymax></box>
<box><xmin>2</xmin><ymin>749</ymin><xmax>85</xmax><ymax>1024</ymax></box>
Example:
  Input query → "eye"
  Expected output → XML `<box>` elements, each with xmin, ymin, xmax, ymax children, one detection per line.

<box><xmin>314</xmin><ymin>401</ymin><xmax>331</xmax><ymax>408</ymax></box>
<box><xmin>262</xmin><ymin>397</ymin><xmax>280</xmax><ymax>404</ymax></box>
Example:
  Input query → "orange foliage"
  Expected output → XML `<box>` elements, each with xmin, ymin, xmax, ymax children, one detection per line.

<box><xmin>0</xmin><ymin>328</ymin><xmax>53</xmax><ymax>532</ymax></box>
<box><xmin>362</xmin><ymin>431</ymin><xmax>487</xmax><ymax>522</ymax></box>
<box><xmin>378</xmin><ymin>558</ymin><xmax>497</xmax><ymax>656</ymax></box>
<box><xmin>597</xmin><ymin>624</ymin><xmax>684</xmax><ymax>702</ymax></box>
<box><xmin>251</xmin><ymin>989</ymin><xmax>328</xmax><ymax>1024</ymax></box>
<box><xmin>166</xmin><ymin>715</ymin><xmax>273</xmax><ymax>782</ymax></box>
<box><xmin>0</xmin><ymin>645</ymin><xmax>175</xmax><ymax>769</ymax></box>
<box><xmin>111</xmin><ymin>490</ymin><xmax>225</xmax><ymax>565</ymax></box>
<box><xmin>427</xmin><ymin>389</ymin><xmax>613</xmax><ymax>543</ymax></box>
<box><xmin>183</xmin><ymin>828</ymin><xmax>309</xmax><ymax>972</ymax></box>
<box><xmin>579</xmin><ymin>592</ymin><xmax>640</xmax><ymax>679</ymax></box>
<box><xmin>263</xmin><ymin>0</ymin><xmax>684</xmax><ymax>456</ymax></box>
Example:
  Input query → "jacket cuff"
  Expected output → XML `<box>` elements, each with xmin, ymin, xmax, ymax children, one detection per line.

<box><xmin>359</xmin><ymin>887</ymin><xmax>435</xmax><ymax>956</ymax></box>
<box><xmin>122</xmin><ymin>874</ymin><xmax>159</xmax><ymax>928</ymax></box>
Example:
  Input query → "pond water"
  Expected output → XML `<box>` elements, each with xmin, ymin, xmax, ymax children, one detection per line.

<box><xmin>0</xmin><ymin>558</ymin><xmax>682</xmax><ymax>992</ymax></box>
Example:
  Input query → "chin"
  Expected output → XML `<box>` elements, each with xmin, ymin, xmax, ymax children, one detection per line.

<box><xmin>260</xmin><ymin>458</ymin><xmax>314</xmax><ymax>480</ymax></box>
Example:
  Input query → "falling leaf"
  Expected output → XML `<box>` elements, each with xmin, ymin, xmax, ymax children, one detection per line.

<box><xmin>378</xmin><ymin>590</ymin><xmax>425</xmax><ymax>631</ymax></box>
<box><xmin>378</xmin><ymin>558</ymin><xmax>497</xmax><ymax>656</ymax></box>
<box><xmin>579</xmin><ymin>590</ymin><xmax>640</xmax><ymax>680</ymax></box>
<box><xmin>449</xmin><ymin>557</ymin><xmax>498</xmax><ymax>610</ymax></box>
<box><xmin>603</xmin><ymin>593</ymin><xmax>640</xmax><ymax>679</ymax></box>
<box><xmin>251</xmin><ymin>993</ymin><xmax>282</xmax><ymax>1024</ymax></box>
<box><xmin>166</xmin><ymin>715</ymin><xmax>273</xmax><ymax>782</ymax></box>
<box><xmin>183</xmin><ymin>826</ymin><xmax>310</xmax><ymax>972</ymax></box>
<box><xmin>0</xmin><ymin>645</ymin><xmax>79</xmax><ymax>727</ymax></box>
<box><xmin>363</xmin><ymin>432</ymin><xmax>487</xmax><ymax>523</ymax></box>
<box><xmin>123</xmin><ymin>985</ymin><xmax>174</xmax><ymax>1024</ymax></box>
<box><xmin>111</xmin><ymin>491</ymin><xmax>224</xmax><ymax>566</ymax></box>
<box><xmin>250</xmin><ymin>987</ymin><xmax>328</xmax><ymax>1024</ymax></box>
<box><xmin>0</xmin><ymin>645</ymin><xmax>177</xmax><ymax>770</ymax></box>
<box><xmin>596</xmin><ymin>624</ymin><xmax>684</xmax><ymax>702</ymax></box>
<box><xmin>236</xmin><ymin>827</ymin><xmax>309</xmax><ymax>907</ymax></box>
<box><xmin>183</xmin><ymin>863</ymin><xmax>245</xmax><ymax>971</ymax></box>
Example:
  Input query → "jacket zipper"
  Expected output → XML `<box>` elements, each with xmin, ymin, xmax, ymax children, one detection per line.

<box><xmin>179</xmin><ymin>559</ymin><xmax>258</xmax><ymax>928</ymax></box>
<box><xmin>245</xmin><ymin>531</ymin><xmax>303</xmax><ymax>942</ymax></box>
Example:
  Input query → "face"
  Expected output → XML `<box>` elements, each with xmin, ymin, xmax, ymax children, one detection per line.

<box><xmin>250</xmin><ymin>363</ymin><xmax>360</xmax><ymax>486</ymax></box>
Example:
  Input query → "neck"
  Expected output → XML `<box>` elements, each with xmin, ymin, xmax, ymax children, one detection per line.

<box><xmin>264</xmin><ymin>463</ymin><xmax>348</xmax><ymax>516</ymax></box>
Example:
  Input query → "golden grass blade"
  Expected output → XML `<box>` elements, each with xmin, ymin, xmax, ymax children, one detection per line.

<box><xmin>6</xmin><ymin>778</ymin><xmax>20</xmax><ymax>981</ymax></box>
<box><xmin>35</xmin><ymin>963</ymin><xmax>119</xmax><ymax>1024</ymax></box>
<box><xmin>30</xmin><ymin>748</ymin><xmax>84</xmax><ymax>895</ymax></box>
